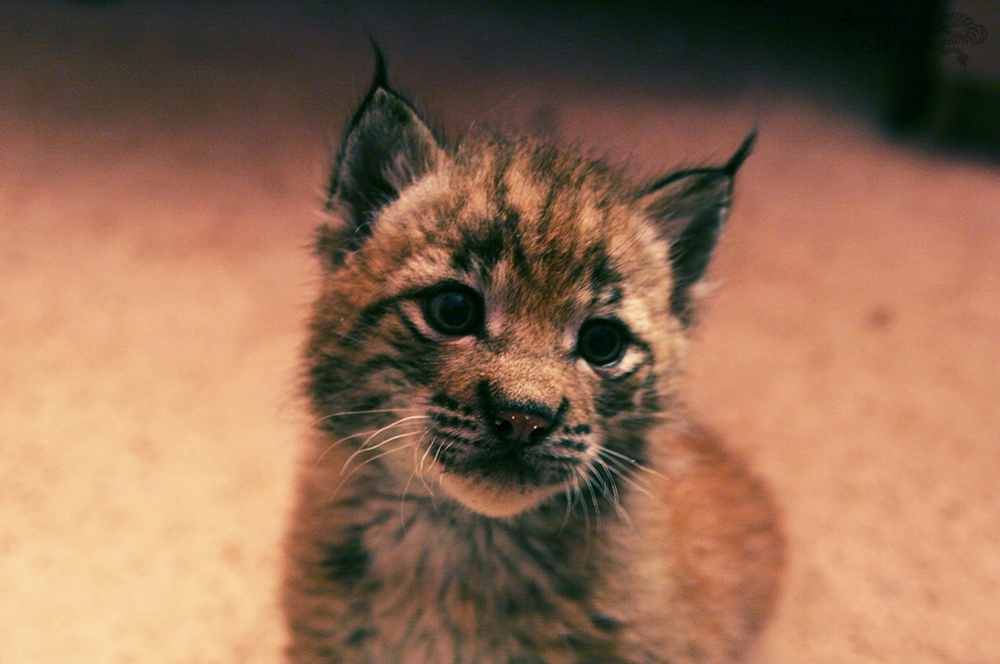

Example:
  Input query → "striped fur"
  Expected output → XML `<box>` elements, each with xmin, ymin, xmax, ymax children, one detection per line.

<box><xmin>284</xmin><ymin>64</ymin><xmax>782</xmax><ymax>664</ymax></box>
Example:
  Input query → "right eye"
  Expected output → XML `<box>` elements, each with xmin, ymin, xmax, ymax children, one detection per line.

<box><xmin>422</xmin><ymin>283</ymin><xmax>484</xmax><ymax>336</ymax></box>
<box><xmin>577</xmin><ymin>318</ymin><xmax>628</xmax><ymax>367</ymax></box>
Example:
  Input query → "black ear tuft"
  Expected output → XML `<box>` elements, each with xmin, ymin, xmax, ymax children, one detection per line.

<box><xmin>641</xmin><ymin>132</ymin><xmax>755</xmax><ymax>326</ymax></box>
<box><xmin>324</xmin><ymin>45</ymin><xmax>444</xmax><ymax>257</ymax></box>
<box><xmin>723</xmin><ymin>129</ymin><xmax>756</xmax><ymax>176</ymax></box>
<box><xmin>365</xmin><ymin>34</ymin><xmax>389</xmax><ymax>92</ymax></box>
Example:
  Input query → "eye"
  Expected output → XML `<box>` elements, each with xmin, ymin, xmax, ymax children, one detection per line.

<box><xmin>422</xmin><ymin>283</ymin><xmax>484</xmax><ymax>336</ymax></box>
<box><xmin>577</xmin><ymin>319</ymin><xmax>628</xmax><ymax>367</ymax></box>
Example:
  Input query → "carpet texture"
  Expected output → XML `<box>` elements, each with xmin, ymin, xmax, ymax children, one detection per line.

<box><xmin>1</xmin><ymin>3</ymin><xmax>998</xmax><ymax>663</ymax></box>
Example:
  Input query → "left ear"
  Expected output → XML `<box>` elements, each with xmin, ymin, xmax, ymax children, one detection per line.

<box><xmin>640</xmin><ymin>131</ymin><xmax>755</xmax><ymax>325</ymax></box>
<box><xmin>324</xmin><ymin>46</ymin><xmax>445</xmax><ymax>256</ymax></box>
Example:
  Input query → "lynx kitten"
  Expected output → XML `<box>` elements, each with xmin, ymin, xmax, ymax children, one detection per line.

<box><xmin>283</xmin><ymin>54</ymin><xmax>783</xmax><ymax>664</ymax></box>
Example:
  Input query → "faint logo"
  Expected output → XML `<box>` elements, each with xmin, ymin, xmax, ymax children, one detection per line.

<box><xmin>941</xmin><ymin>12</ymin><xmax>988</xmax><ymax>69</ymax></box>
<box><xmin>835</xmin><ymin>8</ymin><xmax>989</xmax><ymax>68</ymax></box>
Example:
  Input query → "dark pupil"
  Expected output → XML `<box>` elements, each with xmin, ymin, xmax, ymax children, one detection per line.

<box><xmin>430</xmin><ymin>290</ymin><xmax>475</xmax><ymax>334</ymax></box>
<box><xmin>580</xmin><ymin>321</ymin><xmax>624</xmax><ymax>366</ymax></box>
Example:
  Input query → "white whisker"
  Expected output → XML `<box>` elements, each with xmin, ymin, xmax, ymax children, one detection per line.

<box><xmin>585</xmin><ymin>474</ymin><xmax>603</xmax><ymax>528</ymax></box>
<box><xmin>340</xmin><ymin>415</ymin><xmax>431</xmax><ymax>471</ymax></box>
<box><xmin>592</xmin><ymin>458</ymin><xmax>634</xmax><ymax>528</ymax></box>
<box><xmin>418</xmin><ymin>438</ymin><xmax>435</xmax><ymax>474</ymax></box>
<box><xmin>596</xmin><ymin>453</ymin><xmax>657</xmax><ymax>499</ymax></box>
<box><xmin>599</xmin><ymin>446</ymin><xmax>668</xmax><ymax>483</ymax></box>
<box><xmin>309</xmin><ymin>406</ymin><xmax>425</xmax><ymax>428</ymax></box>
<box><xmin>401</xmin><ymin>450</ymin><xmax>421</xmax><ymax>525</ymax></box>
<box><xmin>314</xmin><ymin>426</ymin><xmax>384</xmax><ymax>466</ymax></box>
<box><xmin>334</xmin><ymin>438</ymin><xmax>421</xmax><ymax>496</ymax></box>
<box><xmin>354</xmin><ymin>440</ymin><xmax>418</xmax><ymax>471</ymax></box>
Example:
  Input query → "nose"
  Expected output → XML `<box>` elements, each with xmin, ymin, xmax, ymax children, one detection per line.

<box><xmin>494</xmin><ymin>410</ymin><xmax>552</xmax><ymax>445</ymax></box>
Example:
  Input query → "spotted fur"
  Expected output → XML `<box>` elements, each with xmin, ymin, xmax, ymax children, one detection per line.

<box><xmin>284</xmin><ymin>55</ymin><xmax>782</xmax><ymax>664</ymax></box>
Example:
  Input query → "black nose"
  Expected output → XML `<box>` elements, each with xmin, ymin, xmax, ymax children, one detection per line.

<box><xmin>494</xmin><ymin>410</ymin><xmax>552</xmax><ymax>445</ymax></box>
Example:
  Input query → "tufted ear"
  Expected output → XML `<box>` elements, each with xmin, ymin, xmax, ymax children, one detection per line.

<box><xmin>324</xmin><ymin>48</ymin><xmax>445</xmax><ymax>256</ymax></box>
<box><xmin>640</xmin><ymin>131</ymin><xmax>755</xmax><ymax>326</ymax></box>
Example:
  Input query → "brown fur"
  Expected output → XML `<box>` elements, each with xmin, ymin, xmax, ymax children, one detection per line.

<box><xmin>283</xmin><ymin>62</ymin><xmax>782</xmax><ymax>663</ymax></box>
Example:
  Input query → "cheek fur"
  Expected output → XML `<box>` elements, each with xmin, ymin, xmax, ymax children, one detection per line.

<box><xmin>594</xmin><ymin>364</ymin><xmax>659</xmax><ymax>421</ymax></box>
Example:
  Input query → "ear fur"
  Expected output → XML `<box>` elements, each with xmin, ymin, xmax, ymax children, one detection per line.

<box><xmin>641</xmin><ymin>131</ymin><xmax>756</xmax><ymax>326</ymax></box>
<box><xmin>322</xmin><ymin>46</ymin><xmax>445</xmax><ymax>262</ymax></box>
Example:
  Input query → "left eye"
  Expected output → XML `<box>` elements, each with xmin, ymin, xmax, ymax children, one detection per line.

<box><xmin>577</xmin><ymin>319</ymin><xmax>628</xmax><ymax>367</ymax></box>
<box><xmin>422</xmin><ymin>284</ymin><xmax>484</xmax><ymax>336</ymax></box>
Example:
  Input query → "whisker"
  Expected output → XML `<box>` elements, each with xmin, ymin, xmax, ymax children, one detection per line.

<box><xmin>418</xmin><ymin>438</ymin><xmax>435</xmax><ymax>474</ymax></box>
<box><xmin>592</xmin><ymin>458</ymin><xmax>634</xmax><ymax>527</ymax></box>
<box><xmin>401</xmin><ymin>445</ymin><xmax>423</xmax><ymax>525</ymax></box>
<box><xmin>335</xmin><ymin>438</ymin><xmax>420</xmax><ymax>494</ymax></box>
<box><xmin>341</xmin><ymin>415</ymin><xmax>431</xmax><ymax>471</ymax></box>
<box><xmin>596</xmin><ymin>454</ymin><xmax>656</xmax><ymax>499</ymax></box>
<box><xmin>585</xmin><ymin>473</ymin><xmax>603</xmax><ymax>528</ymax></box>
<box><xmin>314</xmin><ymin>426</ymin><xmax>384</xmax><ymax>466</ymax></box>
<box><xmin>415</xmin><ymin>437</ymin><xmax>439</xmax><ymax>503</ymax></box>
<box><xmin>414</xmin><ymin>435</ymin><xmax>443</xmax><ymax>500</ymax></box>
<box><xmin>430</xmin><ymin>436</ymin><xmax>444</xmax><ymax>468</ymax></box>
<box><xmin>599</xmin><ymin>447</ymin><xmax>668</xmax><ymax>482</ymax></box>
<box><xmin>433</xmin><ymin>438</ymin><xmax>459</xmax><ymax>475</ymax></box>
<box><xmin>314</xmin><ymin>412</ymin><xmax>430</xmax><ymax>466</ymax></box>
<box><xmin>575</xmin><ymin>465</ymin><xmax>592</xmax><ymax>537</ymax></box>
<box><xmin>559</xmin><ymin>462</ymin><xmax>586</xmax><ymax>529</ymax></box>
<box><xmin>310</xmin><ymin>406</ymin><xmax>425</xmax><ymax>429</ymax></box>
<box><xmin>353</xmin><ymin>440</ymin><xmax>418</xmax><ymax>472</ymax></box>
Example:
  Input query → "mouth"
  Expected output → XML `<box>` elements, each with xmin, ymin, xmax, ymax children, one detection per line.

<box><xmin>428</xmin><ymin>438</ymin><xmax>581</xmax><ymax>517</ymax></box>
<box><xmin>430</xmin><ymin>437</ymin><xmax>579</xmax><ymax>483</ymax></box>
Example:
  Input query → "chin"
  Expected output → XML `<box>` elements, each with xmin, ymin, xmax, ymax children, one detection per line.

<box><xmin>438</xmin><ymin>472</ymin><xmax>566</xmax><ymax>518</ymax></box>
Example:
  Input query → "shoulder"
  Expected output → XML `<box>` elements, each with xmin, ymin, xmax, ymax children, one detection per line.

<box><xmin>635</xmin><ymin>423</ymin><xmax>785</xmax><ymax>656</ymax></box>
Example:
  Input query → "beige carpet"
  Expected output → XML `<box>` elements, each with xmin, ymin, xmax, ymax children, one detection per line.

<box><xmin>2</xmin><ymin>3</ymin><xmax>998</xmax><ymax>663</ymax></box>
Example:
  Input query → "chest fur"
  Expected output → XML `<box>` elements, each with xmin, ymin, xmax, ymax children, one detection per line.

<box><xmin>324</xmin><ymin>498</ymin><xmax>637</xmax><ymax>664</ymax></box>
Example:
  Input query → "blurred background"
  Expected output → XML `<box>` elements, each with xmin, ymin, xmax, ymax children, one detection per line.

<box><xmin>1</xmin><ymin>1</ymin><xmax>998</xmax><ymax>663</ymax></box>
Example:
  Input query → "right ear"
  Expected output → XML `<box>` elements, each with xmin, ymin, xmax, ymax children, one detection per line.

<box><xmin>638</xmin><ymin>131</ymin><xmax>755</xmax><ymax>326</ymax></box>
<box><xmin>324</xmin><ymin>48</ymin><xmax>445</xmax><ymax>257</ymax></box>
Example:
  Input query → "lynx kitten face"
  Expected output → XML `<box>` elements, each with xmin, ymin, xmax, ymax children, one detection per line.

<box><xmin>285</xmin><ymin>53</ymin><xmax>782</xmax><ymax>664</ymax></box>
